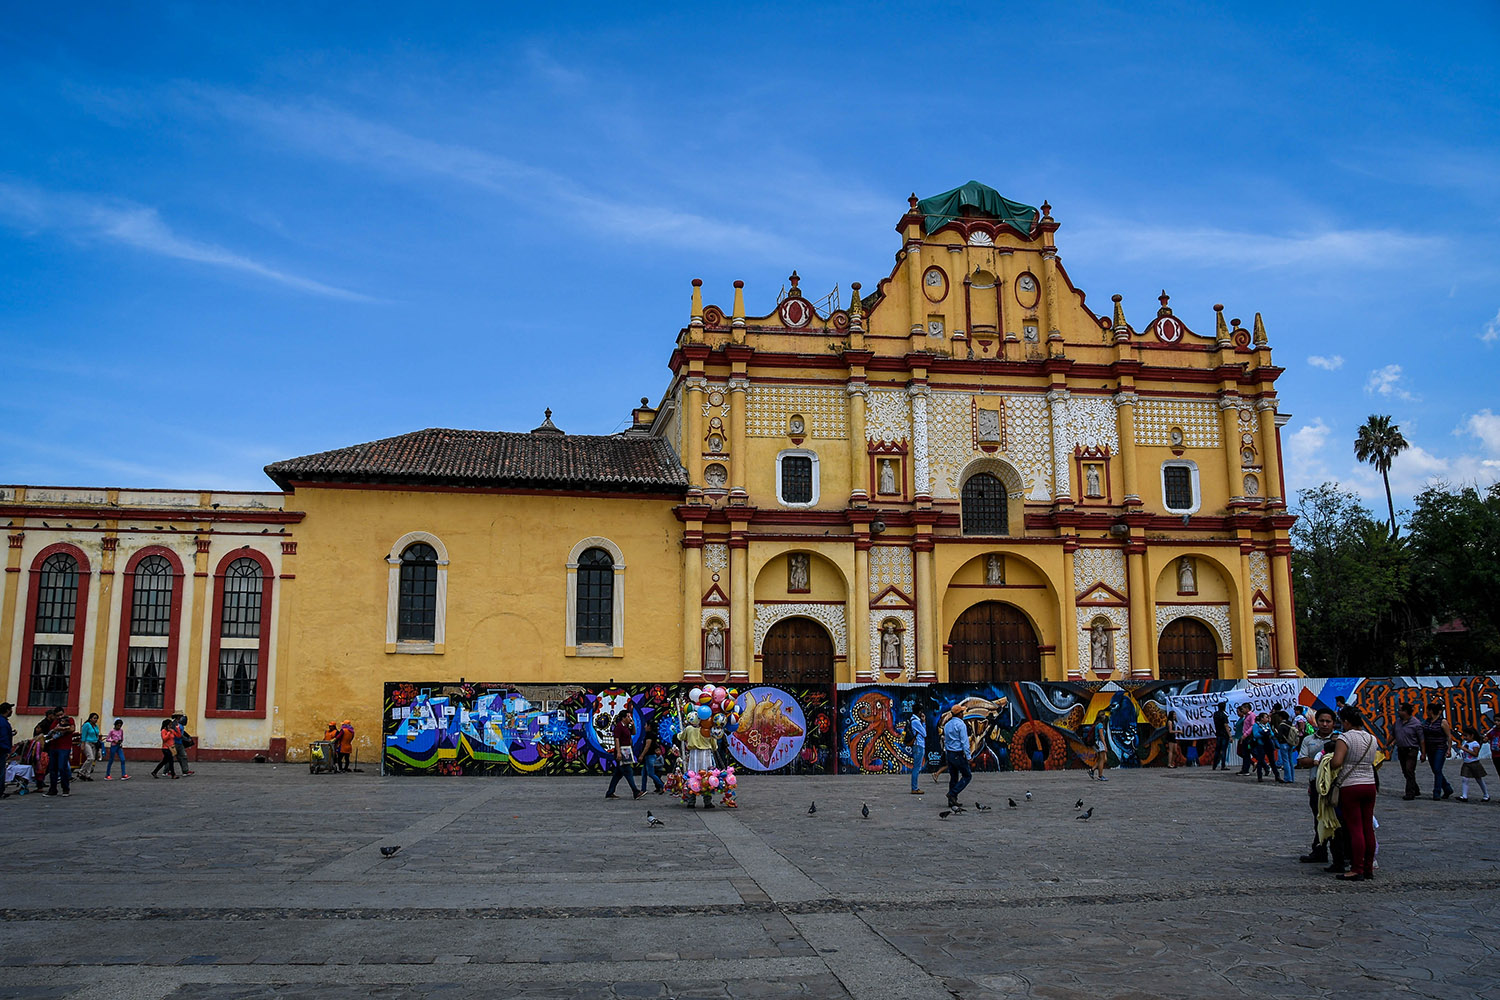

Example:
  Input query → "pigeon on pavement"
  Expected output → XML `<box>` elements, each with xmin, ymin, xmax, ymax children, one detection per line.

<box><xmin>938</xmin><ymin>810</ymin><xmax>952</xmax><ymax>820</ymax></box>
<box><xmin>974</xmin><ymin>802</ymin><xmax>992</xmax><ymax>813</ymax></box>
<box><xmin>1007</xmin><ymin>798</ymin><xmax>1017</xmax><ymax>808</ymax></box>
<box><xmin>1025</xmin><ymin>790</ymin><xmax>1032</xmax><ymax>801</ymax></box>
<box><xmin>861</xmin><ymin>802</ymin><xmax>870</xmax><ymax>819</ymax></box>
<box><xmin>808</xmin><ymin>801</ymin><xmax>817</xmax><ymax>815</ymax></box>
<box><xmin>379</xmin><ymin>846</ymin><xmax>401</xmax><ymax>858</ymax></box>
<box><xmin>1077</xmin><ymin>807</ymin><xmax>1094</xmax><ymax>821</ymax></box>
<box><xmin>646</xmin><ymin>810</ymin><xmax>664</xmax><ymax>827</ymax></box>
<box><xmin>1075</xmin><ymin>798</ymin><xmax>1085</xmax><ymax>809</ymax></box>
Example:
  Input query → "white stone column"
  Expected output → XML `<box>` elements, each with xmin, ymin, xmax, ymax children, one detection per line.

<box><xmin>909</xmin><ymin>383</ymin><xmax>930</xmax><ymax>499</ymax></box>
<box><xmin>1047</xmin><ymin>387</ymin><xmax>1072</xmax><ymax>501</ymax></box>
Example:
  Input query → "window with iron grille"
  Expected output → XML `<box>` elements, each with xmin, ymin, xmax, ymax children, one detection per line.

<box><xmin>130</xmin><ymin>555</ymin><xmax>174</xmax><ymax>636</ymax></box>
<box><xmin>398</xmin><ymin>543</ymin><xmax>438</xmax><ymax>641</ymax></box>
<box><xmin>28</xmin><ymin>645</ymin><xmax>71</xmax><ymax>708</ymax></box>
<box><xmin>961</xmin><ymin>473</ymin><xmax>1009</xmax><ymax>535</ymax></box>
<box><xmin>220</xmin><ymin>558</ymin><xmax>263</xmax><ymax>638</ymax></box>
<box><xmin>780</xmin><ymin>455</ymin><xmax>813</xmax><ymax>504</ymax></box>
<box><xmin>1163</xmin><ymin>465</ymin><xmax>1194</xmax><ymax>511</ymax></box>
<box><xmin>125</xmin><ymin>646</ymin><xmax>167</xmax><ymax>711</ymax></box>
<box><xmin>34</xmin><ymin>553</ymin><xmax>79</xmax><ymax>634</ymax></box>
<box><xmin>575</xmin><ymin>547</ymin><xmax>614</xmax><ymax>645</ymax></box>
<box><xmin>217</xmin><ymin>648</ymin><xmax>258</xmax><ymax>712</ymax></box>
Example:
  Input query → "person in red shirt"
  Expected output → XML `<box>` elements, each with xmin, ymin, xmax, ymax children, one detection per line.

<box><xmin>337</xmin><ymin>720</ymin><xmax>354</xmax><ymax>772</ymax></box>
<box><xmin>151</xmin><ymin>718</ymin><xmax>179</xmax><ymax>779</ymax></box>
<box><xmin>604</xmin><ymin>710</ymin><xmax>643</xmax><ymax>800</ymax></box>
<box><xmin>45</xmin><ymin>712</ymin><xmax>75</xmax><ymax>796</ymax></box>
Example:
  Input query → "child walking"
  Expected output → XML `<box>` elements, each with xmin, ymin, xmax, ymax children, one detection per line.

<box><xmin>104</xmin><ymin>718</ymin><xmax>129</xmax><ymax>779</ymax></box>
<box><xmin>1456</xmin><ymin>730</ymin><xmax>1490</xmax><ymax>802</ymax></box>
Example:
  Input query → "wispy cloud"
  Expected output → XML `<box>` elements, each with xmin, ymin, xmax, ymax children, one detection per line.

<box><xmin>1069</xmin><ymin>221</ymin><xmax>1442</xmax><ymax>270</ymax></box>
<box><xmin>1460</xmin><ymin>409</ymin><xmax>1500</xmax><ymax>460</ymax></box>
<box><xmin>1482</xmin><ymin>306</ymin><xmax>1500</xmax><ymax>345</ymax></box>
<box><xmin>1307</xmin><ymin>354</ymin><xmax>1344</xmax><ymax>371</ymax></box>
<box><xmin>193</xmin><ymin>90</ymin><xmax>801</xmax><ymax>259</ymax></box>
<box><xmin>0</xmin><ymin>179</ymin><xmax>374</xmax><ymax>301</ymax></box>
<box><xmin>1365</xmin><ymin>363</ymin><xmax>1418</xmax><ymax>402</ymax></box>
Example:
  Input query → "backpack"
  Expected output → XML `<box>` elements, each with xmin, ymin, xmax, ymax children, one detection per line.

<box><xmin>902</xmin><ymin>721</ymin><xmax>917</xmax><ymax>746</ymax></box>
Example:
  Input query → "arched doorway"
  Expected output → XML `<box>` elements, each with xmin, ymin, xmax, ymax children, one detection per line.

<box><xmin>947</xmin><ymin>602</ymin><xmax>1041</xmax><ymax>683</ymax></box>
<box><xmin>1159</xmin><ymin>618</ymin><xmax>1218</xmax><ymax>680</ymax></box>
<box><xmin>762</xmin><ymin>617</ymin><xmax>835</xmax><ymax>684</ymax></box>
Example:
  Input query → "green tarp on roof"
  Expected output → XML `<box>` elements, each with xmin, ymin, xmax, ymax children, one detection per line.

<box><xmin>916</xmin><ymin>181</ymin><xmax>1037</xmax><ymax>235</ymax></box>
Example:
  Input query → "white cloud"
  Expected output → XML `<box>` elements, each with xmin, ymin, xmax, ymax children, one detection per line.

<box><xmin>1283</xmin><ymin>417</ymin><xmax>1333</xmax><ymax>495</ymax></box>
<box><xmin>1365</xmin><ymin>364</ymin><xmax>1418</xmax><ymax>402</ymax></box>
<box><xmin>0</xmin><ymin>180</ymin><xmax>372</xmax><ymax>301</ymax></box>
<box><xmin>1482</xmin><ymin>306</ymin><xmax>1500</xmax><ymax>345</ymax></box>
<box><xmin>1068</xmin><ymin>221</ymin><xmax>1442</xmax><ymax>271</ymax></box>
<box><xmin>1460</xmin><ymin>409</ymin><xmax>1500</xmax><ymax>457</ymax></box>
<box><xmin>1307</xmin><ymin>354</ymin><xmax>1344</xmax><ymax>371</ymax></box>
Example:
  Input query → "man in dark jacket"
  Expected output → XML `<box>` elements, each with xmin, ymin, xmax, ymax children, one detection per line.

<box><xmin>1392</xmin><ymin>702</ymin><xmax>1424</xmax><ymax>800</ymax></box>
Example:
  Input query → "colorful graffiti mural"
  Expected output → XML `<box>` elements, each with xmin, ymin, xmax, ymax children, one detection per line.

<box><xmin>385</xmin><ymin>677</ymin><xmax>1498</xmax><ymax>775</ymax></box>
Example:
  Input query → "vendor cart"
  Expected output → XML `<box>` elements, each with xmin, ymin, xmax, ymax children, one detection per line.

<box><xmin>308</xmin><ymin>740</ymin><xmax>339</xmax><ymax>774</ymax></box>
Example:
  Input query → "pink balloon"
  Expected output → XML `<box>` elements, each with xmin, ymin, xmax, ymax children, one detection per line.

<box><xmin>713</xmin><ymin>687</ymin><xmax>728</xmax><ymax>701</ymax></box>
<box><xmin>708</xmin><ymin>776</ymin><xmax>720</xmax><ymax>788</ymax></box>
<box><xmin>726</xmin><ymin>775</ymin><xmax>737</xmax><ymax>788</ymax></box>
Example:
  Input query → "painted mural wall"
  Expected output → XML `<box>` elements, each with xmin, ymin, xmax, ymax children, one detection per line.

<box><xmin>384</xmin><ymin>676</ymin><xmax>1499</xmax><ymax>776</ymax></box>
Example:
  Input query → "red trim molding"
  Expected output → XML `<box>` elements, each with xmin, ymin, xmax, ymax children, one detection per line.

<box><xmin>204</xmin><ymin>547</ymin><xmax>274</xmax><ymax>719</ymax></box>
<box><xmin>113</xmin><ymin>546</ymin><xmax>186</xmax><ymax>717</ymax></box>
<box><xmin>16</xmin><ymin>542</ymin><xmax>91</xmax><ymax>717</ymax></box>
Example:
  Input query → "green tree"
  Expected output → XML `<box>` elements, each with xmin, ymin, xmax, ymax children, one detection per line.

<box><xmin>1405</xmin><ymin>482</ymin><xmax>1500</xmax><ymax>672</ymax></box>
<box><xmin>1354</xmin><ymin>414</ymin><xmax>1409</xmax><ymax>536</ymax></box>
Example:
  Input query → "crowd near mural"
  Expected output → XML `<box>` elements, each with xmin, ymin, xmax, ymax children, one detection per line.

<box><xmin>383</xmin><ymin>675</ymin><xmax>1499</xmax><ymax>777</ymax></box>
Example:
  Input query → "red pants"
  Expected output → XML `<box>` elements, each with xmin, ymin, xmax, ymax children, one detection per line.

<box><xmin>1339</xmin><ymin>783</ymin><xmax>1378</xmax><ymax>876</ymax></box>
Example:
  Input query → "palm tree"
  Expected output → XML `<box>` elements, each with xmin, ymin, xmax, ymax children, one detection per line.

<box><xmin>1354</xmin><ymin>414</ymin><xmax>1409</xmax><ymax>535</ymax></box>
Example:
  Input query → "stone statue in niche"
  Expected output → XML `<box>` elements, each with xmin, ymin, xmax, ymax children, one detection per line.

<box><xmin>985</xmin><ymin>554</ymin><xmax>1005</xmax><ymax>586</ymax></box>
<box><xmin>788</xmin><ymin>553</ymin><xmax>810</xmax><ymax>592</ymax></box>
<box><xmin>1085</xmin><ymin>464</ymin><xmax>1102</xmax><ymax>498</ymax></box>
<box><xmin>881</xmin><ymin>622</ymin><xmax>903</xmax><ymax>673</ymax></box>
<box><xmin>1242</xmin><ymin>448</ymin><xmax>1256</xmax><ymax>466</ymax></box>
<box><xmin>976</xmin><ymin>408</ymin><xmax>1001</xmax><ymax>443</ymax></box>
<box><xmin>1243</xmin><ymin>474</ymin><xmax>1259</xmax><ymax>497</ymax></box>
<box><xmin>1178</xmin><ymin>556</ymin><xmax>1196</xmax><ymax>593</ymax></box>
<box><xmin>1256</xmin><ymin>629</ymin><xmax>1272</xmax><ymax>671</ymax></box>
<box><xmin>788</xmin><ymin>415</ymin><xmax>805</xmax><ymax>436</ymax></box>
<box><xmin>708</xmin><ymin>433</ymin><xmax>723</xmax><ymax>452</ymax></box>
<box><xmin>1169</xmin><ymin>427</ymin><xmax>1184</xmax><ymax>447</ymax></box>
<box><xmin>705</xmin><ymin>622</ymin><xmax>725</xmax><ymax>676</ymax></box>
<box><xmin>1090</xmin><ymin>620</ymin><xmax>1111</xmax><ymax>673</ymax></box>
<box><xmin>704</xmin><ymin>463</ymin><xmax>728</xmax><ymax>489</ymax></box>
<box><xmin>878</xmin><ymin>459</ymin><xmax>897</xmax><ymax>495</ymax></box>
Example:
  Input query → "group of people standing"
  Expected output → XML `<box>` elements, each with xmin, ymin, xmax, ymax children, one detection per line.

<box><xmin>1205</xmin><ymin>700</ymin><xmax>1306</xmax><ymax>781</ymax></box>
<box><xmin>1</xmin><ymin>702</ymin><xmax>196</xmax><ymax>797</ymax></box>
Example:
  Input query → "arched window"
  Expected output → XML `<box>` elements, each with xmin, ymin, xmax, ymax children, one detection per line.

<box><xmin>27</xmin><ymin>552</ymin><xmax>81</xmax><ymax>709</ymax></box>
<box><xmin>575</xmin><ymin>547</ymin><xmax>614</xmax><ymax>645</ymax></box>
<box><xmin>385</xmin><ymin>531</ymin><xmax>449</xmax><ymax>653</ymax></box>
<box><xmin>398</xmin><ymin>543</ymin><xmax>438</xmax><ymax>641</ymax></box>
<box><xmin>961</xmin><ymin>472</ymin><xmax>1008</xmax><ymax>535</ymax></box>
<box><xmin>116</xmin><ymin>550</ymin><xmax>183</xmax><ymax>715</ymax></box>
<box><xmin>207</xmin><ymin>550</ymin><xmax>273</xmax><ymax>718</ymax></box>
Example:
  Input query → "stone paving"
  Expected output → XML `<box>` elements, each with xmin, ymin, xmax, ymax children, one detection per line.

<box><xmin>1</xmin><ymin>761</ymin><xmax>1498</xmax><ymax>999</ymax></box>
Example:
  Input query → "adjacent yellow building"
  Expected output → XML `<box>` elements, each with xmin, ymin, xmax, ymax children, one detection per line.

<box><xmin>0</xmin><ymin>183</ymin><xmax>1298</xmax><ymax>759</ymax></box>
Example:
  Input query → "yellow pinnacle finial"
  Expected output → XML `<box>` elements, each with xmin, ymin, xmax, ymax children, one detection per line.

<box><xmin>1111</xmin><ymin>293</ymin><xmax>1128</xmax><ymax>333</ymax></box>
<box><xmin>1252</xmin><ymin>312</ymin><xmax>1268</xmax><ymax>346</ymax></box>
<box><xmin>1214</xmin><ymin>303</ymin><xmax>1229</xmax><ymax>342</ymax></box>
<box><xmin>848</xmin><ymin>281</ymin><xmax>863</xmax><ymax>319</ymax></box>
<box><xmin>690</xmin><ymin>278</ymin><xmax>704</xmax><ymax>321</ymax></box>
<box><xmin>731</xmin><ymin>280</ymin><xmax>745</xmax><ymax>321</ymax></box>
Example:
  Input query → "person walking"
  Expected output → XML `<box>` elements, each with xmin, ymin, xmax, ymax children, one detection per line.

<box><xmin>604</xmin><ymin>710</ymin><xmax>643</xmax><ymax>800</ymax></box>
<box><xmin>103</xmin><ymin>719</ymin><xmax>129</xmax><ymax>780</ymax></box>
<box><xmin>906</xmin><ymin>713</ymin><xmax>926</xmax><ymax>795</ymax></box>
<box><xmin>45</xmin><ymin>711</ymin><xmax>76</xmax><ymax>796</ymax></box>
<box><xmin>1236</xmin><ymin>704</ymin><xmax>1255</xmax><ymax>775</ymax></box>
<box><xmin>1164</xmin><ymin>711</ymin><xmax>1180</xmax><ymax>769</ymax></box>
<box><xmin>1250</xmin><ymin>712</ymin><xmax>1273</xmax><ymax>782</ymax></box>
<box><xmin>1420</xmin><ymin>702</ymin><xmax>1455</xmax><ymax>800</ymax></box>
<box><xmin>0</xmin><ymin>703</ymin><xmax>13</xmax><ymax>799</ymax></box>
<box><xmin>151</xmin><ymin>718</ymin><xmax>178</xmax><ymax>779</ymax></box>
<box><xmin>1329</xmin><ymin>706</ymin><xmax>1380</xmax><ymax>881</ymax></box>
<box><xmin>1454</xmin><ymin>730</ymin><xmax>1490</xmax><ymax>802</ymax></box>
<box><xmin>942</xmin><ymin>705</ymin><xmax>973</xmax><ymax>808</ymax></box>
<box><xmin>171</xmin><ymin>715</ymin><xmax>195</xmax><ymax>775</ymax></box>
<box><xmin>1212</xmin><ymin>702</ymin><xmax>1231</xmax><ymax>770</ymax></box>
<box><xmin>77</xmin><ymin>712</ymin><xmax>102</xmax><ymax>781</ymax></box>
<box><xmin>638</xmin><ymin>724</ymin><xmax>666</xmax><ymax>795</ymax></box>
<box><xmin>1091</xmin><ymin>715</ymin><xmax>1110</xmax><ymax>781</ymax></box>
<box><xmin>1392</xmin><ymin>703</ymin><xmax>1423</xmax><ymax>800</ymax></box>
<box><xmin>1273</xmin><ymin>708</ymin><xmax>1297</xmax><ymax>783</ymax></box>
<box><xmin>337</xmin><ymin>720</ymin><xmax>355</xmax><ymax>772</ymax></box>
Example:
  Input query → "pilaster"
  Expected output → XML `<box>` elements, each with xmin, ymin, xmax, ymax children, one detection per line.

<box><xmin>1113</xmin><ymin>390</ymin><xmax>1142</xmax><ymax>506</ymax></box>
<box><xmin>1271</xmin><ymin>548</ymin><xmax>1297</xmax><ymax>677</ymax></box>
<box><xmin>681</xmin><ymin>527</ymin><xmax>703</xmax><ymax>682</ymax></box>
<box><xmin>88</xmin><ymin>532</ymin><xmax>118</xmax><ymax>719</ymax></box>
<box><xmin>1126</xmin><ymin>546</ymin><xmax>1152</xmax><ymax>679</ymax></box>
<box><xmin>185</xmin><ymin>533</ymin><xmax>211</xmax><ymax>719</ymax></box>
<box><xmin>913</xmin><ymin>533</ymin><xmax>937</xmax><ymax>680</ymax></box>
<box><xmin>1256</xmin><ymin>398</ymin><xmax>1284</xmax><ymax>508</ymax></box>
<box><xmin>1</xmin><ymin>529</ymin><xmax>24</xmax><ymax>702</ymax></box>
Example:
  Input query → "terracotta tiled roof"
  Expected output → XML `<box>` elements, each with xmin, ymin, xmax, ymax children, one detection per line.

<box><xmin>265</xmin><ymin>428</ymin><xmax>688</xmax><ymax>495</ymax></box>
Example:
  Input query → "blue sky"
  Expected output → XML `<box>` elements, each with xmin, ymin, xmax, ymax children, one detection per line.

<box><xmin>2</xmin><ymin>2</ymin><xmax>1497</xmax><ymax>515</ymax></box>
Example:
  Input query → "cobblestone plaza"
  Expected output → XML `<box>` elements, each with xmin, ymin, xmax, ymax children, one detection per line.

<box><xmin>2</xmin><ymin>765</ymin><xmax>1497</xmax><ymax>999</ymax></box>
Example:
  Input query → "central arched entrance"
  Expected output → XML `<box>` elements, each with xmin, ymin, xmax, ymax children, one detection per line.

<box><xmin>948</xmin><ymin>602</ymin><xmax>1041</xmax><ymax>683</ymax></box>
<box><xmin>762</xmin><ymin>616</ymin><xmax>835</xmax><ymax>684</ymax></box>
<box><xmin>1159</xmin><ymin>618</ymin><xmax>1219</xmax><ymax>680</ymax></box>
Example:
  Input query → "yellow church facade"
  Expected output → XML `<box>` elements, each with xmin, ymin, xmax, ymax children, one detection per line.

<box><xmin>0</xmin><ymin>184</ymin><xmax>1298</xmax><ymax>758</ymax></box>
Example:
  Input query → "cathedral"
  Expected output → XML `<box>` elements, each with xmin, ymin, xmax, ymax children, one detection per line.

<box><xmin>0</xmin><ymin>182</ymin><xmax>1297</xmax><ymax>759</ymax></box>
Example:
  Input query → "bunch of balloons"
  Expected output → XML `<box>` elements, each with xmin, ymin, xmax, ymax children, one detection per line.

<box><xmin>664</xmin><ymin>764</ymin><xmax>738</xmax><ymax>808</ymax></box>
<box><xmin>686</xmin><ymin>686</ymin><xmax>741</xmax><ymax>742</ymax></box>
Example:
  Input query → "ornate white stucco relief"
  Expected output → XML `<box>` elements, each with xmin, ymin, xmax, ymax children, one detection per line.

<box><xmin>703</xmin><ymin>543</ymin><xmax>728</xmax><ymax>577</ymax></box>
<box><xmin>701</xmin><ymin>607</ymin><xmax>729</xmax><ymax>628</ymax></box>
<box><xmin>1135</xmin><ymin>398</ymin><xmax>1221</xmax><ymax>448</ymax></box>
<box><xmin>1073</xmin><ymin>547</ymin><xmax>1127</xmax><ymax>597</ymax></box>
<box><xmin>1069</xmin><ymin>396</ymin><xmax>1120</xmax><ymax>451</ymax></box>
<box><xmin>924</xmin><ymin>391</ymin><xmax>973</xmax><ymax>498</ymax></box>
<box><xmin>866</xmin><ymin>389</ymin><xmax>911</xmax><ymax>442</ymax></box>
<box><xmin>1078</xmin><ymin>607</ymin><xmax>1130</xmax><ymax>674</ymax></box>
<box><xmin>1237</xmin><ymin>405</ymin><xmax>1259</xmax><ymax>440</ymax></box>
<box><xmin>1047</xmin><ymin>389</ymin><xmax>1072</xmax><ymax>499</ymax></box>
<box><xmin>1248</xmin><ymin>551</ymin><xmax>1269</xmax><ymax>595</ymax></box>
<box><xmin>869</xmin><ymin>609</ymin><xmax>916</xmax><ymax>679</ymax></box>
<box><xmin>746</xmin><ymin>385</ymin><xmax>848</xmax><ymax>438</ymax></box>
<box><xmin>868</xmin><ymin>545</ymin><xmax>915</xmax><ymax>596</ymax></box>
<box><xmin>1003</xmin><ymin>393</ymin><xmax>1054</xmax><ymax>500</ymax></box>
<box><xmin>1156</xmin><ymin>604</ymin><xmax>1233</xmax><ymax>654</ymax></box>
<box><xmin>753</xmin><ymin>603</ymin><xmax>847</xmax><ymax>655</ymax></box>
